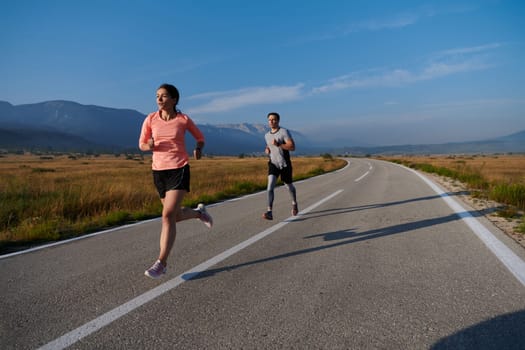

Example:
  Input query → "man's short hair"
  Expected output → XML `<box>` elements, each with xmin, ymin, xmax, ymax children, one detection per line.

<box><xmin>267</xmin><ymin>112</ymin><xmax>280</xmax><ymax>121</ymax></box>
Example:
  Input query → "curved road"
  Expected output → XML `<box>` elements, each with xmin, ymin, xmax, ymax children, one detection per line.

<box><xmin>2</xmin><ymin>158</ymin><xmax>525</xmax><ymax>349</ymax></box>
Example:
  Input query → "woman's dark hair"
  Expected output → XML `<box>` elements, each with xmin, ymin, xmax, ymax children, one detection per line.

<box><xmin>267</xmin><ymin>112</ymin><xmax>280</xmax><ymax>121</ymax></box>
<box><xmin>158</xmin><ymin>83</ymin><xmax>180</xmax><ymax>111</ymax></box>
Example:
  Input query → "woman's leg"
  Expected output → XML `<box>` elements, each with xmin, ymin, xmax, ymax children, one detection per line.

<box><xmin>158</xmin><ymin>189</ymin><xmax>187</xmax><ymax>266</ymax></box>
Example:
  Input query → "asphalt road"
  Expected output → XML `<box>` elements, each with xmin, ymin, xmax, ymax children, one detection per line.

<box><xmin>2</xmin><ymin>158</ymin><xmax>525</xmax><ymax>350</ymax></box>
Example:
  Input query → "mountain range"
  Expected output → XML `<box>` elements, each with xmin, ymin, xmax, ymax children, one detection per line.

<box><xmin>0</xmin><ymin>100</ymin><xmax>523</xmax><ymax>155</ymax></box>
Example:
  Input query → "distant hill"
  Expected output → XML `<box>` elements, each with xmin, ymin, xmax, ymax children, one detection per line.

<box><xmin>329</xmin><ymin>130</ymin><xmax>525</xmax><ymax>156</ymax></box>
<box><xmin>200</xmin><ymin>123</ymin><xmax>311</xmax><ymax>155</ymax></box>
<box><xmin>0</xmin><ymin>101</ymin><xmax>309</xmax><ymax>155</ymax></box>
<box><xmin>0</xmin><ymin>127</ymin><xmax>106</xmax><ymax>153</ymax></box>
<box><xmin>0</xmin><ymin>100</ymin><xmax>523</xmax><ymax>155</ymax></box>
<box><xmin>0</xmin><ymin>100</ymin><xmax>143</xmax><ymax>151</ymax></box>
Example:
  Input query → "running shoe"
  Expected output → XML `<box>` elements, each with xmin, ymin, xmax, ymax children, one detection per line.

<box><xmin>196</xmin><ymin>203</ymin><xmax>213</xmax><ymax>228</ymax></box>
<box><xmin>262</xmin><ymin>211</ymin><xmax>273</xmax><ymax>220</ymax></box>
<box><xmin>292</xmin><ymin>204</ymin><xmax>298</xmax><ymax>216</ymax></box>
<box><xmin>145</xmin><ymin>260</ymin><xmax>166</xmax><ymax>279</ymax></box>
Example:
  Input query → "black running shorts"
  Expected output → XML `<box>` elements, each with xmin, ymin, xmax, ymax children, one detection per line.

<box><xmin>152</xmin><ymin>164</ymin><xmax>190</xmax><ymax>198</ymax></box>
<box><xmin>268</xmin><ymin>161</ymin><xmax>293</xmax><ymax>184</ymax></box>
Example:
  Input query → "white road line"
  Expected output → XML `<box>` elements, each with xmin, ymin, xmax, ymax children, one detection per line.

<box><xmin>37</xmin><ymin>189</ymin><xmax>344</xmax><ymax>350</ymax></box>
<box><xmin>402</xmin><ymin>165</ymin><xmax>525</xmax><ymax>287</ymax></box>
<box><xmin>354</xmin><ymin>161</ymin><xmax>373</xmax><ymax>182</ymax></box>
<box><xmin>354</xmin><ymin>171</ymin><xmax>369</xmax><ymax>182</ymax></box>
<box><xmin>0</xmin><ymin>218</ymin><xmax>160</xmax><ymax>260</ymax></box>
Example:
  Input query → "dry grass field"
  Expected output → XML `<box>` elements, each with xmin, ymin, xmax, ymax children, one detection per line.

<box><xmin>0</xmin><ymin>153</ymin><xmax>346</xmax><ymax>252</ymax></box>
<box><xmin>380</xmin><ymin>154</ymin><xmax>525</xmax><ymax>184</ymax></box>
<box><xmin>378</xmin><ymin>154</ymin><xmax>525</xmax><ymax>243</ymax></box>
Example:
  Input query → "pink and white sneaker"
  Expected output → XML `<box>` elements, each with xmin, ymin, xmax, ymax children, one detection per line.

<box><xmin>196</xmin><ymin>203</ymin><xmax>213</xmax><ymax>228</ymax></box>
<box><xmin>145</xmin><ymin>260</ymin><xmax>166</xmax><ymax>279</ymax></box>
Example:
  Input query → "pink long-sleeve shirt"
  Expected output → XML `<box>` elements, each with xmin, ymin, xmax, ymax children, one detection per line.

<box><xmin>139</xmin><ymin>111</ymin><xmax>205</xmax><ymax>170</ymax></box>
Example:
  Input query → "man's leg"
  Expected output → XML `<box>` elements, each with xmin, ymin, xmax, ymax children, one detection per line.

<box><xmin>285</xmin><ymin>182</ymin><xmax>297</xmax><ymax>205</ymax></box>
<box><xmin>263</xmin><ymin>174</ymin><xmax>277</xmax><ymax>220</ymax></box>
<box><xmin>267</xmin><ymin>174</ymin><xmax>277</xmax><ymax>211</ymax></box>
<box><xmin>282</xmin><ymin>166</ymin><xmax>298</xmax><ymax>215</ymax></box>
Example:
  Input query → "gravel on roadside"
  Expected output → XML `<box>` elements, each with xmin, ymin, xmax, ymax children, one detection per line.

<box><xmin>426</xmin><ymin>173</ymin><xmax>525</xmax><ymax>250</ymax></box>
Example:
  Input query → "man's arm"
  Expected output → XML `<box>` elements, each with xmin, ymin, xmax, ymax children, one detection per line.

<box><xmin>275</xmin><ymin>137</ymin><xmax>295</xmax><ymax>151</ymax></box>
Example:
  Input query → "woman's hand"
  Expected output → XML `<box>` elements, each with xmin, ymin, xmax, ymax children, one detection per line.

<box><xmin>139</xmin><ymin>138</ymin><xmax>154</xmax><ymax>151</ymax></box>
<box><xmin>194</xmin><ymin>142</ymin><xmax>204</xmax><ymax>160</ymax></box>
<box><xmin>193</xmin><ymin>147</ymin><xmax>202</xmax><ymax>160</ymax></box>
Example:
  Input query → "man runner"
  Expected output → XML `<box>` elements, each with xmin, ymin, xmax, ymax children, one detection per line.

<box><xmin>263</xmin><ymin>112</ymin><xmax>298</xmax><ymax>220</ymax></box>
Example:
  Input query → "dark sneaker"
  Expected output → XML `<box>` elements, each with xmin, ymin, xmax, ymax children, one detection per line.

<box><xmin>292</xmin><ymin>204</ymin><xmax>298</xmax><ymax>216</ymax></box>
<box><xmin>145</xmin><ymin>260</ymin><xmax>166</xmax><ymax>279</ymax></box>
<box><xmin>262</xmin><ymin>211</ymin><xmax>273</xmax><ymax>220</ymax></box>
<box><xmin>196</xmin><ymin>203</ymin><xmax>213</xmax><ymax>228</ymax></box>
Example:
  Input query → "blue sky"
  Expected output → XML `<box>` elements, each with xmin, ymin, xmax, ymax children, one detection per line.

<box><xmin>1</xmin><ymin>0</ymin><xmax>524</xmax><ymax>146</ymax></box>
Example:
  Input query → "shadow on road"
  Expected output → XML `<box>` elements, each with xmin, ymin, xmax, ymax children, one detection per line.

<box><xmin>183</xmin><ymin>207</ymin><xmax>472</xmax><ymax>281</ymax></box>
<box><xmin>304</xmin><ymin>212</ymin><xmax>461</xmax><ymax>242</ymax></box>
<box><xmin>431</xmin><ymin>309</ymin><xmax>525</xmax><ymax>350</ymax></box>
<box><xmin>293</xmin><ymin>191</ymin><xmax>491</xmax><ymax>222</ymax></box>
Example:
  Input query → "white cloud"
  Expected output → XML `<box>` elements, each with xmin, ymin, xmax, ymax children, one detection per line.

<box><xmin>421</xmin><ymin>98</ymin><xmax>525</xmax><ymax>110</ymax></box>
<box><xmin>311</xmin><ymin>68</ymin><xmax>416</xmax><ymax>94</ymax></box>
<box><xmin>311</xmin><ymin>43</ymin><xmax>499</xmax><ymax>94</ymax></box>
<box><xmin>433</xmin><ymin>43</ymin><xmax>503</xmax><ymax>57</ymax></box>
<box><xmin>187</xmin><ymin>84</ymin><xmax>304</xmax><ymax>114</ymax></box>
<box><xmin>345</xmin><ymin>13</ymin><xmax>420</xmax><ymax>34</ymax></box>
<box><xmin>344</xmin><ymin>4</ymin><xmax>477</xmax><ymax>34</ymax></box>
<box><xmin>187</xmin><ymin>43</ymin><xmax>501</xmax><ymax>114</ymax></box>
<box><xmin>297</xmin><ymin>5</ymin><xmax>477</xmax><ymax>45</ymax></box>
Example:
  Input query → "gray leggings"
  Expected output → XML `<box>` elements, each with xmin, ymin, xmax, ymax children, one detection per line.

<box><xmin>267</xmin><ymin>174</ymin><xmax>297</xmax><ymax>209</ymax></box>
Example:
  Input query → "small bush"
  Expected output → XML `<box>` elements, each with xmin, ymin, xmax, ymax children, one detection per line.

<box><xmin>491</xmin><ymin>183</ymin><xmax>525</xmax><ymax>209</ymax></box>
<box><xmin>517</xmin><ymin>217</ymin><xmax>525</xmax><ymax>234</ymax></box>
<box><xmin>32</xmin><ymin>168</ymin><xmax>56</xmax><ymax>173</ymax></box>
<box><xmin>104</xmin><ymin>211</ymin><xmax>131</xmax><ymax>226</ymax></box>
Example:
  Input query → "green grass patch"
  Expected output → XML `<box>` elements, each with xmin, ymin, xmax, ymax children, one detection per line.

<box><xmin>518</xmin><ymin>217</ymin><xmax>525</xmax><ymax>234</ymax></box>
<box><xmin>391</xmin><ymin>159</ymin><xmax>521</xmax><ymax>210</ymax></box>
<box><xmin>490</xmin><ymin>183</ymin><xmax>525</xmax><ymax>210</ymax></box>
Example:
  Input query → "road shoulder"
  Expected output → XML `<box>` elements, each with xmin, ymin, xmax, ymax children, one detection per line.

<box><xmin>426</xmin><ymin>172</ymin><xmax>525</xmax><ymax>250</ymax></box>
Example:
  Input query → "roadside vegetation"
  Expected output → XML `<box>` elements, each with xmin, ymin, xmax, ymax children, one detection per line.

<box><xmin>0</xmin><ymin>154</ymin><xmax>346</xmax><ymax>253</ymax></box>
<box><xmin>378</xmin><ymin>154</ymin><xmax>525</xmax><ymax>234</ymax></box>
